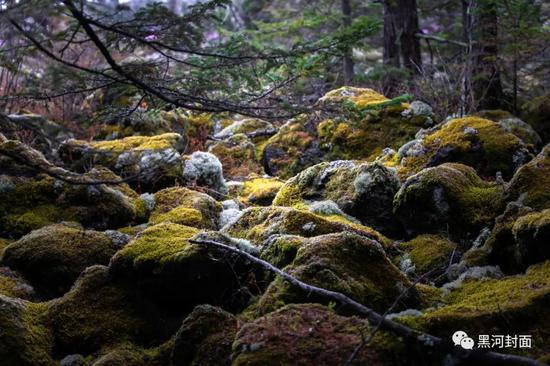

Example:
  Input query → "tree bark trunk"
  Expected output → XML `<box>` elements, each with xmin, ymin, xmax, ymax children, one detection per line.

<box><xmin>473</xmin><ymin>0</ymin><xmax>504</xmax><ymax>110</ymax></box>
<box><xmin>382</xmin><ymin>0</ymin><xmax>422</xmax><ymax>73</ymax></box>
<box><xmin>341</xmin><ymin>0</ymin><xmax>355</xmax><ymax>84</ymax></box>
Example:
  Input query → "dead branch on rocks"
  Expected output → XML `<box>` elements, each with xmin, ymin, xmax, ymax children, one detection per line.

<box><xmin>190</xmin><ymin>238</ymin><xmax>545</xmax><ymax>366</ymax></box>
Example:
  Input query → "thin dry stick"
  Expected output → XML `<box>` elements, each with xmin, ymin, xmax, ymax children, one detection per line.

<box><xmin>190</xmin><ymin>238</ymin><xmax>545</xmax><ymax>366</ymax></box>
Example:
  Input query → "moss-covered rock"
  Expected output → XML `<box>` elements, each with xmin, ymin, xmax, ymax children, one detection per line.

<box><xmin>475</xmin><ymin>110</ymin><xmax>542</xmax><ymax>148</ymax></box>
<box><xmin>0</xmin><ymin>295</ymin><xmax>54</xmax><ymax>366</ymax></box>
<box><xmin>110</xmin><ymin>224</ymin><xmax>257</xmax><ymax>311</ymax></box>
<box><xmin>410</xmin><ymin>261</ymin><xmax>550</xmax><ymax>359</ymax></box>
<box><xmin>259</xmin><ymin>235</ymin><xmax>308</xmax><ymax>269</ymax></box>
<box><xmin>250</xmin><ymin>232</ymin><xmax>417</xmax><ymax>316</ymax></box>
<box><xmin>238</xmin><ymin>176</ymin><xmax>284</xmax><ymax>206</ymax></box>
<box><xmin>261</xmin><ymin>88</ymin><xmax>428</xmax><ymax>180</ymax></box>
<box><xmin>394</xmin><ymin>163</ymin><xmax>505</xmax><ymax>241</ymax></box>
<box><xmin>222</xmin><ymin>206</ymin><xmax>389</xmax><ymax>247</ymax></box>
<box><xmin>466</xmin><ymin>202</ymin><xmax>532</xmax><ymax>274</ymax></box>
<box><xmin>172</xmin><ymin>304</ymin><xmax>237</xmax><ymax>366</ymax></box>
<box><xmin>273</xmin><ymin>161</ymin><xmax>402</xmax><ymax>236</ymax></box>
<box><xmin>399</xmin><ymin>116</ymin><xmax>533</xmax><ymax>179</ymax></box>
<box><xmin>59</xmin><ymin>133</ymin><xmax>185</xmax><ymax>190</ymax></box>
<box><xmin>149</xmin><ymin>187</ymin><xmax>222</xmax><ymax>229</ymax></box>
<box><xmin>1</xmin><ymin>224</ymin><xmax>118</xmax><ymax>298</ymax></box>
<box><xmin>512</xmin><ymin>209</ymin><xmax>550</xmax><ymax>270</ymax></box>
<box><xmin>260</xmin><ymin>114</ymin><xmax>323</xmax><ymax>179</ymax></box>
<box><xmin>0</xmin><ymin>169</ymin><xmax>147</xmax><ymax>238</ymax></box>
<box><xmin>47</xmin><ymin>265</ymin><xmax>170</xmax><ymax>355</ymax></box>
<box><xmin>233</xmin><ymin>303</ymin><xmax>433</xmax><ymax>366</ymax></box>
<box><xmin>0</xmin><ymin>266</ymin><xmax>35</xmax><ymax>300</ymax></box>
<box><xmin>522</xmin><ymin>94</ymin><xmax>550</xmax><ymax>144</ymax></box>
<box><xmin>207</xmin><ymin>134</ymin><xmax>264</xmax><ymax>180</ymax></box>
<box><xmin>507</xmin><ymin>143</ymin><xmax>550</xmax><ymax>210</ymax></box>
<box><xmin>397</xmin><ymin>234</ymin><xmax>456</xmax><ymax>277</ymax></box>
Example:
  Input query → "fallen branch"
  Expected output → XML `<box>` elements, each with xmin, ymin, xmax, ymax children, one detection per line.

<box><xmin>190</xmin><ymin>238</ymin><xmax>544</xmax><ymax>366</ymax></box>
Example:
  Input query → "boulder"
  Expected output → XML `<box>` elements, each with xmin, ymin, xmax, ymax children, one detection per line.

<box><xmin>214</xmin><ymin>118</ymin><xmax>275</xmax><ymax>141</ymax></box>
<box><xmin>507</xmin><ymin>143</ymin><xmax>550</xmax><ymax>210</ymax></box>
<box><xmin>522</xmin><ymin>94</ymin><xmax>550</xmax><ymax>144</ymax></box>
<box><xmin>0</xmin><ymin>169</ymin><xmax>147</xmax><ymax>238</ymax></box>
<box><xmin>410</xmin><ymin>261</ymin><xmax>550</xmax><ymax>360</ymax></box>
<box><xmin>399</xmin><ymin>116</ymin><xmax>533</xmax><ymax>179</ymax></box>
<box><xmin>1</xmin><ymin>224</ymin><xmax>119</xmax><ymax>298</ymax></box>
<box><xmin>149</xmin><ymin>187</ymin><xmax>222</xmax><ymax>230</ymax></box>
<box><xmin>273</xmin><ymin>161</ymin><xmax>402</xmax><ymax>236</ymax></box>
<box><xmin>181</xmin><ymin>151</ymin><xmax>228</xmax><ymax>197</ymax></box>
<box><xmin>59</xmin><ymin>133</ymin><xmax>185</xmax><ymax>189</ymax></box>
<box><xmin>110</xmin><ymin>224</ymin><xmax>258</xmax><ymax>311</ymax></box>
<box><xmin>47</xmin><ymin>265</ymin><xmax>169</xmax><ymax>355</ymax></box>
<box><xmin>250</xmin><ymin>232</ymin><xmax>418</xmax><ymax>316</ymax></box>
<box><xmin>172</xmin><ymin>304</ymin><xmax>237</xmax><ymax>366</ymax></box>
<box><xmin>394</xmin><ymin>163</ymin><xmax>505</xmax><ymax>240</ymax></box>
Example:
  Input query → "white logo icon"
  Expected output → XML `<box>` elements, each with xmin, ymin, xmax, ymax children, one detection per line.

<box><xmin>460</xmin><ymin>337</ymin><xmax>475</xmax><ymax>349</ymax></box>
<box><xmin>452</xmin><ymin>330</ymin><xmax>468</xmax><ymax>346</ymax></box>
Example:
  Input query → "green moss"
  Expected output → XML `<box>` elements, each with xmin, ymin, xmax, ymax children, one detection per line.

<box><xmin>394</xmin><ymin>163</ymin><xmax>505</xmax><ymax>240</ymax></box>
<box><xmin>512</xmin><ymin>209</ymin><xmax>550</xmax><ymax>269</ymax></box>
<box><xmin>0</xmin><ymin>296</ymin><xmax>54</xmax><ymax>366</ymax></box>
<box><xmin>522</xmin><ymin>94</ymin><xmax>550</xmax><ymax>143</ymax></box>
<box><xmin>1</xmin><ymin>224</ymin><xmax>118</xmax><ymax>298</ymax></box>
<box><xmin>47</xmin><ymin>265</ymin><xmax>165</xmax><ymax>355</ymax></box>
<box><xmin>149</xmin><ymin>206</ymin><xmax>204</xmax><ymax>227</ymax></box>
<box><xmin>399</xmin><ymin>234</ymin><xmax>455</xmax><ymax>274</ymax></box>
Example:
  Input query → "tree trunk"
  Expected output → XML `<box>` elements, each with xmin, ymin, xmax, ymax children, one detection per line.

<box><xmin>473</xmin><ymin>0</ymin><xmax>504</xmax><ymax>110</ymax></box>
<box><xmin>382</xmin><ymin>0</ymin><xmax>422</xmax><ymax>73</ymax></box>
<box><xmin>383</xmin><ymin>0</ymin><xmax>400</xmax><ymax>68</ymax></box>
<box><xmin>341</xmin><ymin>0</ymin><xmax>355</xmax><ymax>84</ymax></box>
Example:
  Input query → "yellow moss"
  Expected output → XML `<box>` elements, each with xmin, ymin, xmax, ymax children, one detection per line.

<box><xmin>91</xmin><ymin>133</ymin><xmax>182</xmax><ymax>151</ymax></box>
<box><xmin>402</xmin><ymin>116</ymin><xmax>525</xmax><ymax>178</ymax></box>
<box><xmin>114</xmin><ymin>223</ymin><xmax>200</xmax><ymax>267</ymax></box>
<box><xmin>512</xmin><ymin>209</ymin><xmax>550</xmax><ymax>236</ymax></box>
<box><xmin>320</xmin><ymin>86</ymin><xmax>389</xmax><ymax>108</ymax></box>
<box><xmin>426</xmin><ymin>261</ymin><xmax>550</xmax><ymax>332</ymax></box>
<box><xmin>149</xmin><ymin>206</ymin><xmax>204</xmax><ymax>227</ymax></box>
<box><xmin>239</xmin><ymin>177</ymin><xmax>284</xmax><ymax>206</ymax></box>
<box><xmin>150</xmin><ymin>187</ymin><xmax>221</xmax><ymax>230</ymax></box>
